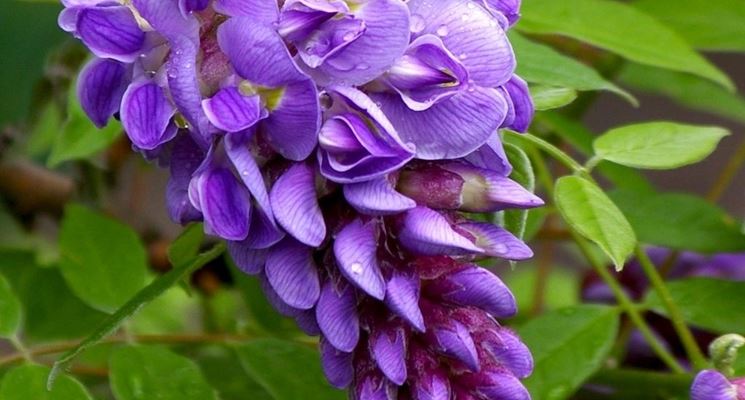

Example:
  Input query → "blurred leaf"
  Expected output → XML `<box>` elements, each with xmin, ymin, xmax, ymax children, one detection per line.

<box><xmin>646</xmin><ymin>278</ymin><xmax>745</xmax><ymax>334</ymax></box>
<box><xmin>0</xmin><ymin>274</ymin><xmax>21</xmax><ymax>338</ymax></box>
<box><xmin>110</xmin><ymin>346</ymin><xmax>218</xmax><ymax>400</ymax></box>
<box><xmin>555</xmin><ymin>176</ymin><xmax>636</xmax><ymax>269</ymax></box>
<box><xmin>611</xmin><ymin>190</ymin><xmax>745</xmax><ymax>253</ymax></box>
<box><xmin>594</xmin><ymin>122</ymin><xmax>729</xmax><ymax>170</ymax></box>
<box><xmin>25</xmin><ymin>102</ymin><xmax>64</xmax><ymax>158</ymax></box>
<box><xmin>510</xmin><ymin>32</ymin><xmax>635</xmax><ymax>104</ymax></box>
<box><xmin>537</xmin><ymin>113</ymin><xmax>655</xmax><ymax>194</ymax></box>
<box><xmin>235</xmin><ymin>339</ymin><xmax>345</xmax><ymax>400</ymax></box>
<box><xmin>129</xmin><ymin>286</ymin><xmax>200</xmax><ymax>335</ymax></box>
<box><xmin>523</xmin><ymin>206</ymin><xmax>549</xmax><ymax>242</ymax></box>
<box><xmin>505</xmin><ymin>267</ymin><xmax>579</xmax><ymax>316</ymax></box>
<box><xmin>0</xmin><ymin>250</ymin><xmax>107</xmax><ymax>342</ymax></box>
<box><xmin>633</xmin><ymin>0</ymin><xmax>745</xmax><ymax>51</ymax></box>
<box><xmin>577</xmin><ymin>369</ymin><xmax>691</xmax><ymax>400</ymax></box>
<box><xmin>518</xmin><ymin>305</ymin><xmax>620</xmax><ymax>400</ymax></box>
<box><xmin>0</xmin><ymin>364</ymin><xmax>92</xmax><ymax>400</ymax></box>
<box><xmin>59</xmin><ymin>204</ymin><xmax>147</xmax><ymax>313</ymax></box>
<box><xmin>503</xmin><ymin>143</ymin><xmax>536</xmax><ymax>240</ymax></box>
<box><xmin>531</xmin><ymin>86</ymin><xmax>578</xmax><ymax>110</ymax></box>
<box><xmin>47</xmin><ymin>74</ymin><xmax>122</xmax><ymax>167</ymax></box>
<box><xmin>196</xmin><ymin>346</ymin><xmax>273</xmax><ymax>400</ymax></box>
<box><xmin>619</xmin><ymin>64</ymin><xmax>745</xmax><ymax>126</ymax></box>
<box><xmin>168</xmin><ymin>223</ymin><xmax>205</xmax><ymax>268</ymax></box>
<box><xmin>518</xmin><ymin>0</ymin><xmax>734</xmax><ymax>90</ymax></box>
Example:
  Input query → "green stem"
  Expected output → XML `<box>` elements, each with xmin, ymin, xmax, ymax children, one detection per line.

<box><xmin>635</xmin><ymin>247</ymin><xmax>709</xmax><ymax>370</ymax></box>
<box><xmin>504</xmin><ymin>131</ymin><xmax>586</xmax><ymax>174</ymax></box>
<box><xmin>574</xmin><ymin>233</ymin><xmax>686</xmax><ymax>373</ymax></box>
<box><xmin>706</xmin><ymin>139</ymin><xmax>745</xmax><ymax>203</ymax></box>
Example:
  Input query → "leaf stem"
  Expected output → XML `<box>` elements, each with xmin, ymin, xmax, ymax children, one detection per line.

<box><xmin>706</xmin><ymin>139</ymin><xmax>745</xmax><ymax>203</ymax></box>
<box><xmin>505</xmin><ymin>131</ymin><xmax>586</xmax><ymax>174</ymax></box>
<box><xmin>635</xmin><ymin>247</ymin><xmax>709</xmax><ymax>370</ymax></box>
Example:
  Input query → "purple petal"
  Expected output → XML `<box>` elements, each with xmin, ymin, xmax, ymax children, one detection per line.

<box><xmin>442</xmin><ymin>163</ymin><xmax>543</xmax><ymax>212</ymax></box>
<box><xmin>482</xmin><ymin>0</ymin><xmax>521</xmax><ymax>26</ymax></box>
<box><xmin>430</xmin><ymin>320</ymin><xmax>480</xmax><ymax>372</ymax></box>
<box><xmin>412</xmin><ymin>373</ymin><xmax>451</xmax><ymax>400</ymax></box>
<box><xmin>214</xmin><ymin>0</ymin><xmax>279</xmax><ymax>21</ymax></box>
<box><xmin>77</xmin><ymin>58</ymin><xmax>129</xmax><ymax>128</ymax></box>
<box><xmin>471</xmin><ymin>371</ymin><xmax>531</xmax><ymax>400</ymax></box>
<box><xmin>227</xmin><ymin>242</ymin><xmax>267</xmax><ymax>275</ymax></box>
<box><xmin>371</xmin><ymin>323</ymin><xmax>408</xmax><ymax>386</ymax></box>
<box><xmin>296</xmin><ymin>15</ymin><xmax>366</xmax><ymax>69</ymax></box>
<box><xmin>320</xmin><ymin>337</ymin><xmax>354</xmax><ymax>389</ymax></box>
<box><xmin>167</xmin><ymin>134</ymin><xmax>204</xmax><ymax>224</ymax></box>
<box><xmin>265</xmin><ymin>237</ymin><xmax>321</xmax><ymax>310</ymax></box>
<box><xmin>295</xmin><ymin>309</ymin><xmax>321</xmax><ymax>336</ymax></box>
<box><xmin>316</xmin><ymin>279</ymin><xmax>360</xmax><ymax>352</ymax></box>
<box><xmin>458</xmin><ymin>221</ymin><xmax>533</xmax><ymax>260</ymax></box>
<box><xmin>269</xmin><ymin>162</ymin><xmax>326</xmax><ymax>246</ymax></box>
<box><xmin>384</xmin><ymin>271</ymin><xmax>425</xmax><ymax>332</ymax></box>
<box><xmin>333</xmin><ymin>219</ymin><xmax>386</xmax><ymax>300</ymax></box>
<box><xmin>259</xmin><ymin>273</ymin><xmax>303</xmax><ymax>317</ymax></box>
<box><xmin>167</xmin><ymin>36</ymin><xmax>212</xmax><ymax>141</ymax></box>
<box><xmin>132</xmin><ymin>0</ymin><xmax>199</xmax><ymax>39</ymax></box>
<box><xmin>398</xmin><ymin>207</ymin><xmax>483</xmax><ymax>256</ymax></box>
<box><xmin>224</xmin><ymin>132</ymin><xmax>275</xmax><ymax>224</ymax></box>
<box><xmin>120</xmin><ymin>81</ymin><xmax>177</xmax><ymax>150</ymax></box>
<box><xmin>261</xmin><ymin>78</ymin><xmax>321</xmax><ymax>161</ymax></box>
<box><xmin>408</xmin><ymin>0</ymin><xmax>515</xmax><ymax>87</ymax></box>
<box><xmin>178</xmin><ymin>0</ymin><xmax>209</xmax><ymax>16</ymax></box>
<box><xmin>464</xmin><ymin>135</ymin><xmax>512</xmax><ymax>176</ymax></box>
<box><xmin>373</xmin><ymin>88</ymin><xmax>508</xmax><ymax>160</ymax></box>
<box><xmin>503</xmin><ymin>75</ymin><xmax>533</xmax><ymax>132</ymax></box>
<box><xmin>691</xmin><ymin>370</ymin><xmax>738</xmax><ymax>400</ymax></box>
<box><xmin>302</xmin><ymin>0</ymin><xmax>410</xmax><ymax>86</ymax></box>
<box><xmin>479</xmin><ymin>329</ymin><xmax>533</xmax><ymax>379</ymax></box>
<box><xmin>76</xmin><ymin>6</ymin><xmax>144</xmax><ymax>62</ymax></box>
<box><xmin>343</xmin><ymin>176</ymin><xmax>417</xmax><ymax>216</ymax></box>
<box><xmin>428</xmin><ymin>266</ymin><xmax>517</xmax><ymax>318</ymax></box>
<box><xmin>193</xmin><ymin>167</ymin><xmax>251</xmax><ymax>241</ymax></box>
<box><xmin>202</xmin><ymin>87</ymin><xmax>265</xmax><ymax>133</ymax></box>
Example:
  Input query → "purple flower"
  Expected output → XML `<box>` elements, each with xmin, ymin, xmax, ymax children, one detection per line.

<box><xmin>692</xmin><ymin>370</ymin><xmax>745</xmax><ymax>400</ymax></box>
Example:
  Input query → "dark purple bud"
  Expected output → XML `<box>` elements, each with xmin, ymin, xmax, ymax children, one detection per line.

<box><xmin>457</xmin><ymin>221</ymin><xmax>534</xmax><ymax>261</ymax></box>
<box><xmin>397</xmin><ymin>207</ymin><xmax>483</xmax><ymax>256</ymax></box>
<box><xmin>426</xmin><ymin>319</ymin><xmax>480</xmax><ymax>372</ymax></box>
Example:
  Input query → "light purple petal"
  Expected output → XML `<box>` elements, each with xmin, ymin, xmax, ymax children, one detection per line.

<box><xmin>316</xmin><ymin>279</ymin><xmax>360</xmax><ymax>352</ymax></box>
<box><xmin>120</xmin><ymin>81</ymin><xmax>177</xmax><ymax>150</ymax></box>
<box><xmin>430</xmin><ymin>320</ymin><xmax>479</xmax><ymax>371</ymax></box>
<box><xmin>464</xmin><ymin>135</ymin><xmax>512</xmax><ymax>176</ymax></box>
<box><xmin>77</xmin><ymin>58</ymin><xmax>129</xmax><ymax>128</ymax></box>
<box><xmin>384</xmin><ymin>271</ymin><xmax>425</xmax><ymax>332</ymax></box>
<box><xmin>503</xmin><ymin>75</ymin><xmax>533</xmax><ymax>132</ymax></box>
<box><xmin>333</xmin><ymin>218</ymin><xmax>386</xmax><ymax>300</ymax></box>
<box><xmin>343</xmin><ymin>176</ymin><xmax>416</xmax><ymax>216</ymax></box>
<box><xmin>428</xmin><ymin>266</ymin><xmax>517</xmax><ymax>318</ymax></box>
<box><xmin>167</xmin><ymin>36</ymin><xmax>212</xmax><ymax>141</ymax></box>
<box><xmin>261</xmin><ymin>78</ymin><xmax>321</xmax><ymax>161</ymax></box>
<box><xmin>302</xmin><ymin>0</ymin><xmax>410</xmax><ymax>86</ymax></box>
<box><xmin>373</xmin><ymin>88</ymin><xmax>508</xmax><ymax>160</ymax></box>
<box><xmin>214</xmin><ymin>0</ymin><xmax>279</xmax><ymax>21</ymax></box>
<box><xmin>482</xmin><ymin>0</ymin><xmax>521</xmax><ymax>26</ymax></box>
<box><xmin>458</xmin><ymin>221</ymin><xmax>533</xmax><ymax>260</ymax></box>
<box><xmin>265</xmin><ymin>237</ymin><xmax>321</xmax><ymax>310</ymax></box>
<box><xmin>398</xmin><ymin>207</ymin><xmax>483</xmax><ymax>256</ymax></box>
<box><xmin>224</xmin><ymin>132</ymin><xmax>274</xmax><ymax>221</ymax></box>
<box><xmin>228</xmin><ymin>242</ymin><xmax>267</xmax><ymax>275</ymax></box>
<box><xmin>132</xmin><ymin>0</ymin><xmax>200</xmax><ymax>39</ymax></box>
<box><xmin>320</xmin><ymin>337</ymin><xmax>354</xmax><ymax>389</ymax></box>
<box><xmin>178</xmin><ymin>0</ymin><xmax>209</xmax><ymax>16</ymax></box>
<box><xmin>296</xmin><ymin>15</ymin><xmax>366</xmax><ymax>69</ymax></box>
<box><xmin>472</xmin><ymin>371</ymin><xmax>531</xmax><ymax>400</ymax></box>
<box><xmin>76</xmin><ymin>6</ymin><xmax>144</xmax><ymax>62</ymax></box>
<box><xmin>194</xmin><ymin>167</ymin><xmax>252</xmax><ymax>241</ymax></box>
<box><xmin>371</xmin><ymin>323</ymin><xmax>408</xmax><ymax>386</ymax></box>
<box><xmin>691</xmin><ymin>370</ymin><xmax>738</xmax><ymax>400</ymax></box>
<box><xmin>408</xmin><ymin>0</ymin><xmax>515</xmax><ymax>87</ymax></box>
<box><xmin>202</xmin><ymin>87</ymin><xmax>265</xmax><ymax>133</ymax></box>
<box><xmin>479</xmin><ymin>329</ymin><xmax>534</xmax><ymax>379</ymax></box>
<box><xmin>269</xmin><ymin>162</ymin><xmax>326</xmax><ymax>246</ymax></box>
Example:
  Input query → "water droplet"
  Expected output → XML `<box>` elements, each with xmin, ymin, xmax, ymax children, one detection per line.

<box><xmin>410</xmin><ymin>14</ymin><xmax>426</xmax><ymax>33</ymax></box>
<box><xmin>459</xmin><ymin>53</ymin><xmax>467</xmax><ymax>60</ymax></box>
<box><xmin>436</xmin><ymin>25</ymin><xmax>449</xmax><ymax>37</ymax></box>
<box><xmin>350</xmin><ymin>262</ymin><xmax>363</xmax><ymax>275</ymax></box>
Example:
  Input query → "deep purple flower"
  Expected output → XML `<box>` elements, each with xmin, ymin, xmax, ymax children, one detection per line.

<box><xmin>692</xmin><ymin>370</ymin><xmax>745</xmax><ymax>400</ymax></box>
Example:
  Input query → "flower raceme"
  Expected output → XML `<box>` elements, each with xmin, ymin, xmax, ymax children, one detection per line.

<box><xmin>59</xmin><ymin>0</ymin><xmax>540</xmax><ymax>398</ymax></box>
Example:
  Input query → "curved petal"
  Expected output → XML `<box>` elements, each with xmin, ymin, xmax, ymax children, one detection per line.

<box><xmin>261</xmin><ymin>78</ymin><xmax>321</xmax><ymax>161</ymax></box>
<box><xmin>320</xmin><ymin>338</ymin><xmax>354</xmax><ymax>389</ymax></box>
<box><xmin>428</xmin><ymin>266</ymin><xmax>517</xmax><ymax>318</ymax></box>
<box><xmin>228</xmin><ymin>242</ymin><xmax>267</xmax><ymax>275</ymax></box>
<box><xmin>398</xmin><ymin>207</ymin><xmax>483</xmax><ymax>256</ymax></box>
<box><xmin>194</xmin><ymin>167</ymin><xmax>252</xmax><ymax>241</ymax></box>
<box><xmin>166</xmin><ymin>134</ymin><xmax>204</xmax><ymax>224</ymax></box>
<box><xmin>316</xmin><ymin>279</ymin><xmax>360</xmax><ymax>352</ymax></box>
<box><xmin>265</xmin><ymin>237</ymin><xmax>321</xmax><ymax>310</ymax></box>
<box><xmin>371</xmin><ymin>323</ymin><xmax>408</xmax><ymax>385</ymax></box>
<box><xmin>343</xmin><ymin>176</ymin><xmax>416</xmax><ymax>216</ymax></box>
<box><xmin>502</xmin><ymin>75</ymin><xmax>534</xmax><ymax>133</ymax></box>
<box><xmin>214</xmin><ymin>0</ymin><xmax>279</xmax><ymax>22</ymax></box>
<box><xmin>482</xmin><ymin>0</ymin><xmax>521</xmax><ymax>26</ymax></box>
<box><xmin>691</xmin><ymin>370</ymin><xmax>737</xmax><ymax>400</ymax></box>
<box><xmin>429</xmin><ymin>321</ymin><xmax>479</xmax><ymax>371</ymax></box>
<box><xmin>167</xmin><ymin>36</ymin><xmax>212</xmax><ymax>142</ymax></box>
<box><xmin>471</xmin><ymin>371</ymin><xmax>530</xmax><ymax>400</ymax></box>
<box><xmin>269</xmin><ymin>162</ymin><xmax>326</xmax><ymax>246</ymax></box>
<box><xmin>202</xmin><ymin>87</ymin><xmax>265</xmax><ymax>133</ymax></box>
<box><xmin>132</xmin><ymin>0</ymin><xmax>199</xmax><ymax>39</ymax></box>
<box><xmin>76</xmin><ymin>6</ymin><xmax>145</xmax><ymax>62</ymax></box>
<box><xmin>302</xmin><ymin>0</ymin><xmax>411</xmax><ymax>86</ymax></box>
<box><xmin>408</xmin><ymin>0</ymin><xmax>515</xmax><ymax>87</ymax></box>
<box><xmin>384</xmin><ymin>271</ymin><xmax>425</xmax><ymax>332</ymax></box>
<box><xmin>120</xmin><ymin>81</ymin><xmax>177</xmax><ymax>150</ymax></box>
<box><xmin>178</xmin><ymin>0</ymin><xmax>209</xmax><ymax>16</ymax></box>
<box><xmin>259</xmin><ymin>272</ymin><xmax>304</xmax><ymax>317</ymax></box>
<box><xmin>374</xmin><ymin>88</ymin><xmax>508</xmax><ymax>160</ymax></box>
<box><xmin>333</xmin><ymin>219</ymin><xmax>386</xmax><ymax>300</ymax></box>
<box><xmin>478</xmin><ymin>329</ymin><xmax>534</xmax><ymax>379</ymax></box>
<box><xmin>77</xmin><ymin>58</ymin><xmax>129</xmax><ymax>128</ymax></box>
<box><xmin>464</xmin><ymin>135</ymin><xmax>512</xmax><ymax>176</ymax></box>
<box><xmin>225</xmin><ymin>133</ymin><xmax>277</xmax><ymax>231</ymax></box>
<box><xmin>457</xmin><ymin>221</ymin><xmax>533</xmax><ymax>260</ymax></box>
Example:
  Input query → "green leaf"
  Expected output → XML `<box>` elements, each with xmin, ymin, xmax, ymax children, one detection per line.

<box><xmin>47</xmin><ymin>74</ymin><xmax>122</xmax><ymax>167</ymax></box>
<box><xmin>503</xmin><ymin>143</ymin><xmax>536</xmax><ymax>240</ymax></box>
<box><xmin>518</xmin><ymin>0</ymin><xmax>734</xmax><ymax>90</ymax></box>
<box><xmin>594</xmin><ymin>122</ymin><xmax>729</xmax><ymax>170</ymax></box>
<box><xmin>510</xmin><ymin>32</ymin><xmax>635</xmax><ymax>104</ymax></box>
<box><xmin>48</xmin><ymin>243</ymin><xmax>226</xmax><ymax>387</ymax></box>
<box><xmin>610</xmin><ymin>190</ymin><xmax>745</xmax><ymax>253</ymax></box>
<box><xmin>530</xmin><ymin>86</ymin><xmax>578</xmax><ymax>110</ymax></box>
<box><xmin>646</xmin><ymin>278</ymin><xmax>745</xmax><ymax>334</ymax></box>
<box><xmin>110</xmin><ymin>346</ymin><xmax>218</xmax><ymax>400</ymax></box>
<box><xmin>129</xmin><ymin>286</ymin><xmax>200</xmax><ymax>335</ymax></box>
<box><xmin>554</xmin><ymin>176</ymin><xmax>636</xmax><ymax>269</ymax></box>
<box><xmin>579</xmin><ymin>369</ymin><xmax>691</xmax><ymax>400</ymax></box>
<box><xmin>25</xmin><ymin>102</ymin><xmax>64</xmax><ymax>158</ymax></box>
<box><xmin>505</xmin><ymin>267</ymin><xmax>579</xmax><ymax>316</ymax></box>
<box><xmin>633</xmin><ymin>0</ymin><xmax>745</xmax><ymax>52</ymax></box>
<box><xmin>168</xmin><ymin>223</ymin><xmax>205</xmax><ymax>268</ymax></box>
<box><xmin>0</xmin><ymin>364</ymin><xmax>92</xmax><ymax>400</ymax></box>
<box><xmin>58</xmin><ymin>204</ymin><xmax>147</xmax><ymax>313</ymax></box>
<box><xmin>518</xmin><ymin>305</ymin><xmax>620</xmax><ymax>400</ymax></box>
<box><xmin>235</xmin><ymin>339</ymin><xmax>345</xmax><ymax>400</ymax></box>
<box><xmin>196</xmin><ymin>346</ymin><xmax>273</xmax><ymax>400</ymax></box>
<box><xmin>555</xmin><ymin>176</ymin><xmax>636</xmax><ymax>269</ymax></box>
<box><xmin>619</xmin><ymin>64</ymin><xmax>745</xmax><ymax>126</ymax></box>
<box><xmin>0</xmin><ymin>274</ymin><xmax>21</xmax><ymax>338</ymax></box>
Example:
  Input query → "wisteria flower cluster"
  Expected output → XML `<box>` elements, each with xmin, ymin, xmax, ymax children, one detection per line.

<box><xmin>59</xmin><ymin>0</ymin><xmax>541</xmax><ymax>398</ymax></box>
